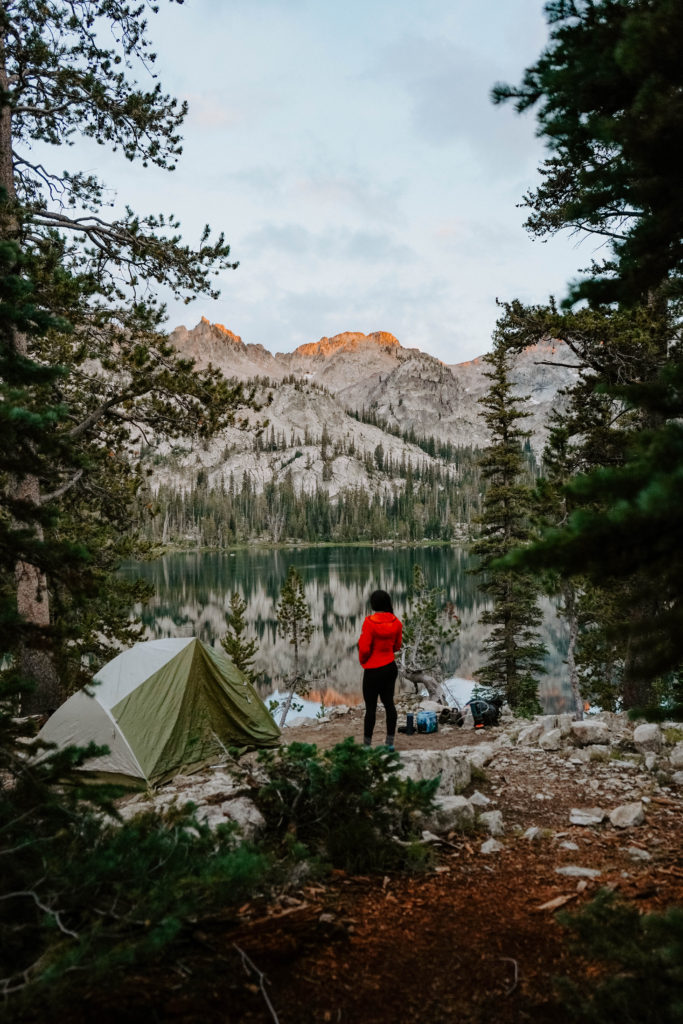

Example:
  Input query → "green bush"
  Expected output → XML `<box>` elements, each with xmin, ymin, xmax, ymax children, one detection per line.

<box><xmin>0</xmin><ymin>709</ymin><xmax>274</xmax><ymax>1006</ymax></box>
<box><xmin>254</xmin><ymin>738</ymin><xmax>438</xmax><ymax>873</ymax></box>
<box><xmin>557</xmin><ymin>890</ymin><xmax>683</xmax><ymax>1023</ymax></box>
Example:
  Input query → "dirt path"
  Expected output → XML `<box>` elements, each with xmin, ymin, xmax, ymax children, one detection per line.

<box><xmin>34</xmin><ymin>711</ymin><xmax>683</xmax><ymax>1024</ymax></box>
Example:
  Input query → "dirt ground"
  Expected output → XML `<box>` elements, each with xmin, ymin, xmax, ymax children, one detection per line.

<box><xmin>34</xmin><ymin>709</ymin><xmax>683</xmax><ymax>1024</ymax></box>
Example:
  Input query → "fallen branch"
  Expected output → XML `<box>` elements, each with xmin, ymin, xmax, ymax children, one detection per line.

<box><xmin>233</xmin><ymin>944</ymin><xmax>280</xmax><ymax>1024</ymax></box>
<box><xmin>498</xmin><ymin>956</ymin><xmax>519</xmax><ymax>996</ymax></box>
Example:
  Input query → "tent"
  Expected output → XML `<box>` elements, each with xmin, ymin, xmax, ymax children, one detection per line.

<box><xmin>38</xmin><ymin>637</ymin><xmax>281</xmax><ymax>786</ymax></box>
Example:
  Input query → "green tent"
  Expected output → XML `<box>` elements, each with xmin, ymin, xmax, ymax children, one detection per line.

<box><xmin>38</xmin><ymin>637</ymin><xmax>280</xmax><ymax>786</ymax></box>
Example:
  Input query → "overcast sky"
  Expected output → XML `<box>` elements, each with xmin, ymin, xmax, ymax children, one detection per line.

<box><xmin>76</xmin><ymin>0</ymin><xmax>589</xmax><ymax>362</ymax></box>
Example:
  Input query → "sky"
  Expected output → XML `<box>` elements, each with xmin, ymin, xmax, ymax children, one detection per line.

<box><xmin>68</xmin><ymin>0</ymin><xmax>590</xmax><ymax>363</ymax></box>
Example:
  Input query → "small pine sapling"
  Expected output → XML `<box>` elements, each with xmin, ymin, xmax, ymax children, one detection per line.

<box><xmin>276</xmin><ymin>567</ymin><xmax>313</xmax><ymax>727</ymax></box>
<box><xmin>221</xmin><ymin>592</ymin><xmax>257</xmax><ymax>683</ymax></box>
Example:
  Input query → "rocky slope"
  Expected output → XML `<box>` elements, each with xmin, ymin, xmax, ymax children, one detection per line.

<box><xmin>156</xmin><ymin>320</ymin><xmax>580</xmax><ymax>506</ymax></box>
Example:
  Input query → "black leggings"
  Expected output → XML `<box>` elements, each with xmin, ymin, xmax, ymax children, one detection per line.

<box><xmin>362</xmin><ymin>661</ymin><xmax>398</xmax><ymax>739</ymax></box>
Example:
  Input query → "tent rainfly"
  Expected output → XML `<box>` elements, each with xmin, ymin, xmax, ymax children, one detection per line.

<box><xmin>38</xmin><ymin>637</ymin><xmax>281</xmax><ymax>786</ymax></box>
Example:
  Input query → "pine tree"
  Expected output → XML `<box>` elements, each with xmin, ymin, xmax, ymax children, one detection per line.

<box><xmin>0</xmin><ymin>1</ymin><xmax>248</xmax><ymax>711</ymax></box>
<box><xmin>276</xmin><ymin>566</ymin><xmax>313</xmax><ymax>727</ymax></box>
<box><xmin>221</xmin><ymin>592</ymin><xmax>257</xmax><ymax>684</ymax></box>
<box><xmin>492</xmin><ymin>0</ymin><xmax>683</xmax><ymax>308</ymax></box>
<box><xmin>472</xmin><ymin>341</ymin><xmax>546</xmax><ymax>716</ymax></box>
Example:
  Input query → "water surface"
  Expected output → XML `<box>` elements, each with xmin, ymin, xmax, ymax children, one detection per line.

<box><xmin>123</xmin><ymin>546</ymin><xmax>572</xmax><ymax>712</ymax></box>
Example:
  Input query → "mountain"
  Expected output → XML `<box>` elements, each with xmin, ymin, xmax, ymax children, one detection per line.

<box><xmin>140</xmin><ymin>321</ymin><xmax>580</xmax><ymax>544</ymax></box>
<box><xmin>168</xmin><ymin>319</ymin><xmax>579</xmax><ymax>452</ymax></box>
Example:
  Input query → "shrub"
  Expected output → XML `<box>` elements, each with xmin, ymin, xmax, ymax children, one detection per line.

<box><xmin>254</xmin><ymin>738</ymin><xmax>438</xmax><ymax>873</ymax></box>
<box><xmin>556</xmin><ymin>890</ymin><xmax>683</xmax><ymax>1023</ymax></box>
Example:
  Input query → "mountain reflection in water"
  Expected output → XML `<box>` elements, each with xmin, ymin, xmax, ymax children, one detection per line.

<box><xmin>122</xmin><ymin>546</ymin><xmax>573</xmax><ymax>713</ymax></box>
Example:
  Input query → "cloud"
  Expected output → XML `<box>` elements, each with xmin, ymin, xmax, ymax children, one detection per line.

<box><xmin>243</xmin><ymin>223</ymin><xmax>414</xmax><ymax>263</ymax></box>
<box><xmin>372</xmin><ymin>35</ymin><xmax>539</xmax><ymax>174</ymax></box>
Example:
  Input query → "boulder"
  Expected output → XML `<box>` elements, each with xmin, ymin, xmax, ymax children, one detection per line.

<box><xmin>569</xmin><ymin>807</ymin><xmax>605</xmax><ymax>826</ymax></box>
<box><xmin>398</xmin><ymin>749</ymin><xmax>471</xmax><ymax>795</ymax></box>
<box><xmin>669</xmin><ymin>742</ymin><xmax>683</xmax><ymax>769</ymax></box>
<box><xmin>571</xmin><ymin>721</ymin><xmax>611</xmax><ymax>746</ymax></box>
<box><xmin>517</xmin><ymin>721</ymin><xmax>548</xmax><ymax>745</ymax></box>
<box><xmin>557</xmin><ymin>713</ymin><xmax>575</xmax><ymax>736</ymax></box>
<box><xmin>609</xmin><ymin>802</ymin><xmax>645</xmax><ymax>829</ymax></box>
<box><xmin>633</xmin><ymin>723</ymin><xmax>662</xmax><ymax>753</ymax></box>
<box><xmin>478</xmin><ymin>810</ymin><xmax>504</xmax><ymax>837</ymax></box>
<box><xmin>672</xmin><ymin>771</ymin><xmax>683</xmax><ymax>786</ymax></box>
<box><xmin>428</xmin><ymin>795</ymin><xmax>475</xmax><ymax>832</ymax></box>
<box><xmin>468</xmin><ymin>790</ymin><xmax>491</xmax><ymax>807</ymax></box>
<box><xmin>443</xmin><ymin>743</ymin><xmax>496</xmax><ymax>772</ymax></box>
<box><xmin>221</xmin><ymin>796</ymin><xmax>266</xmax><ymax>839</ymax></box>
<box><xmin>480</xmin><ymin>838</ymin><xmax>503</xmax><ymax>855</ymax></box>
<box><xmin>539</xmin><ymin>728</ymin><xmax>562</xmax><ymax>751</ymax></box>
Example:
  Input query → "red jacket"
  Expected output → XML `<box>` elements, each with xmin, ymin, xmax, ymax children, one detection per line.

<box><xmin>358</xmin><ymin>612</ymin><xmax>402</xmax><ymax>669</ymax></box>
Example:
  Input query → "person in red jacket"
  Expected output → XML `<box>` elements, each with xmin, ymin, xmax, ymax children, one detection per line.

<box><xmin>358</xmin><ymin>589</ymin><xmax>402</xmax><ymax>750</ymax></box>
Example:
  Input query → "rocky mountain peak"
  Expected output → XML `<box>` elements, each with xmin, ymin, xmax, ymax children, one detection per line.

<box><xmin>292</xmin><ymin>331</ymin><xmax>401</xmax><ymax>359</ymax></box>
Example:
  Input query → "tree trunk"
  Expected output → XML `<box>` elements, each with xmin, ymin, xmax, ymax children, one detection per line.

<box><xmin>400</xmin><ymin>668</ymin><xmax>446</xmax><ymax>704</ymax></box>
<box><xmin>562</xmin><ymin>582</ymin><xmax>583</xmax><ymax>719</ymax></box>
<box><xmin>1</xmin><ymin>38</ymin><xmax>60</xmax><ymax>714</ymax></box>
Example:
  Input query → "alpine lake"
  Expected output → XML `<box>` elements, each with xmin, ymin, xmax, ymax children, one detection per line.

<box><xmin>122</xmin><ymin>545</ymin><xmax>573</xmax><ymax>715</ymax></box>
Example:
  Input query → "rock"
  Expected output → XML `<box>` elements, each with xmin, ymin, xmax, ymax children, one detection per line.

<box><xmin>421</xmin><ymin>830</ymin><xmax>442</xmax><ymax>844</ymax></box>
<box><xmin>672</xmin><ymin>771</ymin><xmax>683</xmax><ymax>786</ymax></box>
<box><xmin>557</xmin><ymin>713</ymin><xmax>575</xmax><ymax>736</ymax></box>
<box><xmin>555</xmin><ymin>865</ymin><xmax>602</xmax><ymax>879</ymax></box>
<box><xmin>468</xmin><ymin>790</ymin><xmax>491</xmax><ymax>807</ymax></box>
<box><xmin>398</xmin><ymin>749</ymin><xmax>471</xmax><ymax>795</ymax></box>
<box><xmin>428</xmin><ymin>795</ymin><xmax>475</xmax><ymax>832</ymax></box>
<box><xmin>444</xmin><ymin>743</ymin><xmax>496</xmax><ymax>772</ymax></box>
<box><xmin>569</xmin><ymin>807</ymin><xmax>605</xmax><ymax>826</ymax></box>
<box><xmin>523</xmin><ymin>826</ymin><xmax>541</xmax><ymax>841</ymax></box>
<box><xmin>539</xmin><ymin>728</ymin><xmax>562</xmax><ymax>751</ymax></box>
<box><xmin>197</xmin><ymin>806</ymin><xmax>230</xmax><ymax>828</ymax></box>
<box><xmin>517</xmin><ymin>721</ymin><xmax>546</xmax><ymax>745</ymax></box>
<box><xmin>633</xmin><ymin>723</ymin><xmax>662</xmax><ymax>753</ymax></box>
<box><xmin>221</xmin><ymin>796</ymin><xmax>266</xmax><ymax>839</ymax></box>
<box><xmin>559</xmin><ymin>841</ymin><xmax>580</xmax><ymax>850</ymax></box>
<box><xmin>480</xmin><ymin>839</ymin><xmax>503</xmax><ymax>855</ymax></box>
<box><xmin>571</xmin><ymin>721</ymin><xmax>611</xmax><ymax>746</ymax></box>
<box><xmin>118</xmin><ymin>800</ymin><xmax>155</xmax><ymax>821</ymax></box>
<box><xmin>669</xmin><ymin>742</ymin><xmax>683</xmax><ymax>769</ymax></box>
<box><xmin>569</xmin><ymin>748</ymin><xmax>591</xmax><ymax>764</ymax></box>
<box><xmin>418</xmin><ymin>700</ymin><xmax>447</xmax><ymax>714</ymax></box>
<box><xmin>478</xmin><ymin>810</ymin><xmax>504</xmax><ymax>837</ymax></box>
<box><xmin>609</xmin><ymin>802</ymin><xmax>645</xmax><ymax>829</ymax></box>
<box><xmin>626</xmin><ymin>846</ymin><xmax>652</xmax><ymax>861</ymax></box>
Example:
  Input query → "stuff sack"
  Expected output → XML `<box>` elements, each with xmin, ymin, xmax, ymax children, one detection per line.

<box><xmin>416</xmin><ymin>710</ymin><xmax>438</xmax><ymax>734</ymax></box>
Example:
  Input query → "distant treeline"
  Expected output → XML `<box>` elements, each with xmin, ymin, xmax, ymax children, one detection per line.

<box><xmin>141</xmin><ymin>417</ymin><xmax>539</xmax><ymax>547</ymax></box>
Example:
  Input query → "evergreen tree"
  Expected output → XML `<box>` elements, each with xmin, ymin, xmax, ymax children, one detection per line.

<box><xmin>221</xmin><ymin>592</ymin><xmax>257</xmax><ymax>684</ymax></box>
<box><xmin>492</xmin><ymin>0</ymin><xmax>683</xmax><ymax>307</ymax></box>
<box><xmin>276</xmin><ymin>566</ymin><xmax>313</xmax><ymax>727</ymax></box>
<box><xmin>0</xmin><ymin>1</ymin><xmax>248</xmax><ymax>711</ymax></box>
<box><xmin>491</xmin><ymin>0</ymin><xmax>683</xmax><ymax>706</ymax></box>
<box><xmin>472</xmin><ymin>341</ymin><xmax>546</xmax><ymax>716</ymax></box>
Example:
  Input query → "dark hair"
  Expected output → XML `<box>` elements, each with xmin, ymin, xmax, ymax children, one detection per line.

<box><xmin>370</xmin><ymin>589</ymin><xmax>393</xmax><ymax>613</ymax></box>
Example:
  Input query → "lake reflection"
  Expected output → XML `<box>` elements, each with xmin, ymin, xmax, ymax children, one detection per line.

<box><xmin>123</xmin><ymin>546</ymin><xmax>573</xmax><ymax>713</ymax></box>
